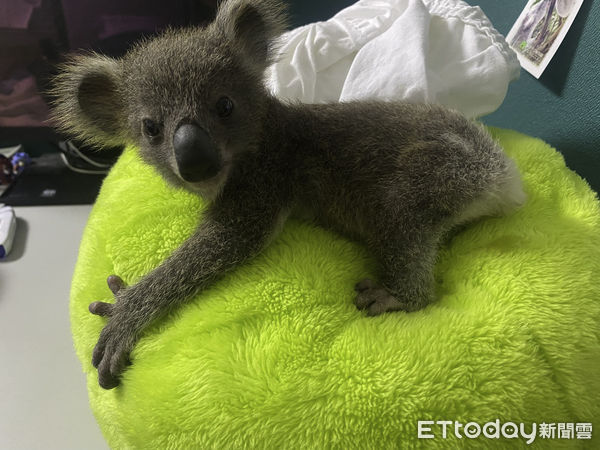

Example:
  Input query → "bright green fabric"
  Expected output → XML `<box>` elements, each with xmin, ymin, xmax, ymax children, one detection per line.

<box><xmin>71</xmin><ymin>128</ymin><xmax>600</xmax><ymax>448</ymax></box>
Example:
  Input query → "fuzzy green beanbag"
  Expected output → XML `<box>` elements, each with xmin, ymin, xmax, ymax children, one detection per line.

<box><xmin>71</xmin><ymin>128</ymin><xmax>600</xmax><ymax>448</ymax></box>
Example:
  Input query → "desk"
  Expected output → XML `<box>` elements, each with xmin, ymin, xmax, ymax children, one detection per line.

<box><xmin>0</xmin><ymin>205</ymin><xmax>107</xmax><ymax>450</ymax></box>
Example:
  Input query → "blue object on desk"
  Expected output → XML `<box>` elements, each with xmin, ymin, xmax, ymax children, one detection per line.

<box><xmin>0</xmin><ymin>204</ymin><xmax>17</xmax><ymax>259</ymax></box>
<box><xmin>11</xmin><ymin>152</ymin><xmax>31</xmax><ymax>175</ymax></box>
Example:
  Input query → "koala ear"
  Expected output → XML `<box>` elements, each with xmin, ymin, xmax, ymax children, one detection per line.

<box><xmin>215</xmin><ymin>0</ymin><xmax>287</xmax><ymax>69</ymax></box>
<box><xmin>50</xmin><ymin>54</ymin><xmax>126</xmax><ymax>148</ymax></box>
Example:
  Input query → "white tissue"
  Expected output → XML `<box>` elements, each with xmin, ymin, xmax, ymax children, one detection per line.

<box><xmin>267</xmin><ymin>0</ymin><xmax>520</xmax><ymax>118</ymax></box>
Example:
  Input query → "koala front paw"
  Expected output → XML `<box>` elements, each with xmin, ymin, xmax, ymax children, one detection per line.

<box><xmin>89</xmin><ymin>275</ymin><xmax>135</xmax><ymax>389</ymax></box>
<box><xmin>354</xmin><ymin>278</ymin><xmax>422</xmax><ymax>316</ymax></box>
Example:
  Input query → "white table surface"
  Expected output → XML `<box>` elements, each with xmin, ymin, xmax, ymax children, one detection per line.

<box><xmin>0</xmin><ymin>205</ymin><xmax>107</xmax><ymax>450</ymax></box>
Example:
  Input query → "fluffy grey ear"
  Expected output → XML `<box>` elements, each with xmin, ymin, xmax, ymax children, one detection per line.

<box><xmin>215</xmin><ymin>0</ymin><xmax>287</xmax><ymax>69</ymax></box>
<box><xmin>50</xmin><ymin>54</ymin><xmax>126</xmax><ymax>148</ymax></box>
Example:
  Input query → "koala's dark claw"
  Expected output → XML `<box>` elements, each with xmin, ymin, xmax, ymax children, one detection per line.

<box><xmin>354</xmin><ymin>278</ymin><xmax>376</xmax><ymax>293</ymax></box>
<box><xmin>92</xmin><ymin>335</ymin><xmax>106</xmax><ymax>368</ymax></box>
<box><xmin>107</xmin><ymin>274</ymin><xmax>126</xmax><ymax>295</ymax></box>
<box><xmin>98</xmin><ymin>371</ymin><xmax>120</xmax><ymax>390</ymax></box>
<box><xmin>89</xmin><ymin>301</ymin><xmax>114</xmax><ymax>317</ymax></box>
<box><xmin>354</xmin><ymin>279</ymin><xmax>408</xmax><ymax>316</ymax></box>
<box><xmin>97</xmin><ymin>349</ymin><xmax>121</xmax><ymax>389</ymax></box>
<box><xmin>92</xmin><ymin>322</ymin><xmax>134</xmax><ymax>389</ymax></box>
<box><xmin>97</xmin><ymin>348</ymin><xmax>123</xmax><ymax>390</ymax></box>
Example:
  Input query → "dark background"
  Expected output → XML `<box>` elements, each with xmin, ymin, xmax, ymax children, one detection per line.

<box><xmin>466</xmin><ymin>0</ymin><xmax>599</xmax><ymax>194</ymax></box>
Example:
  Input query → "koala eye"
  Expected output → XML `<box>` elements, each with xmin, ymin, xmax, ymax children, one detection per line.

<box><xmin>142</xmin><ymin>119</ymin><xmax>161</xmax><ymax>139</ymax></box>
<box><xmin>215</xmin><ymin>96</ymin><xmax>234</xmax><ymax>118</ymax></box>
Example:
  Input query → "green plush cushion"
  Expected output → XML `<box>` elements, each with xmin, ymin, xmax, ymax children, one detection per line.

<box><xmin>71</xmin><ymin>128</ymin><xmax>600</xmax><ymax>448</ymax></box>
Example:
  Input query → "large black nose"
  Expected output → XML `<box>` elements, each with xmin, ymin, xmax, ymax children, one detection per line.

<box><xmin>173</xmin><ymin>123</ymin><xmax>221</xmax><ymax>182</ymax></box>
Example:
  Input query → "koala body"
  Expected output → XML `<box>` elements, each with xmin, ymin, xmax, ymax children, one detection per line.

<box><xmin>52</xmin><ymin>0</ymin><xmax>525</xmax><ymax>389</ymax></box>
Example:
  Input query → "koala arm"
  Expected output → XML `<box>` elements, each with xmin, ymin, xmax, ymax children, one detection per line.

<box><xmin>90</xmin><ymin>189</ymin><xmax>287</xmax><ymax>388</ymax></box>
<box><xmin>121</xmin><ymin>206</ymin><xmax>278</xmax><ymax>321</ymax></box>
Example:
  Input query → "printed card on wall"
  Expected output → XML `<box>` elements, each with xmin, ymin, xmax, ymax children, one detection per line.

<box><xmin>507</xmin><ymin>0</ymin><xmax>585</xmax><ymax>78</ymax></box>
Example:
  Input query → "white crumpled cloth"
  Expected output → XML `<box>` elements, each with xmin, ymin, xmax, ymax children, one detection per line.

<box><xmin>266</xmin><ymin>0</ymin><xmax>520</xmax><ymax>118</ymax></box>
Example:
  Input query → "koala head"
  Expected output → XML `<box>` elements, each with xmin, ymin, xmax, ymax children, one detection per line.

<box><xmin>51</xmin><ymin>0</ymin><xmax>287</xmax><ymax>195</ymax></box>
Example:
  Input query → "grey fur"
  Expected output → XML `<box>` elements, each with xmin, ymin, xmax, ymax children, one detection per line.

<box><xmin>51</xmin><ymin>0</ymin><xmax>525</xmax><ymax>389</ymax></box>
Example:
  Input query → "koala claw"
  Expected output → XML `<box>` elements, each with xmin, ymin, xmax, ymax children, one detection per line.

<box><xmin>107</xmin><ymin>274</ymin><xmax>126</xmax><ymax>295</ymax></box>
<box><xmin>92</xmin><ymin>322</ymin><xmax>134</xmax><ymax>389</ymax></box>
<box><xmin>354</xmin><ymin>279</ymin><xmax>409</xmax><ymax>316</ymax></box>
<box><xmin>89</xmin><ymin>301</ymin><xmax>114</xmax><ymax>317</ymax></box>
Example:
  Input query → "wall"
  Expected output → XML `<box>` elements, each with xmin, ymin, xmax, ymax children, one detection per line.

<box><xmin>286</xmin><ymin>0</ymin><xmax>354</xmax><ymax>27</ymax></box>
<box><xmin>467</xmin><ymin>0</ymin><xmax>600</xmax><ymax>192</ymax></box>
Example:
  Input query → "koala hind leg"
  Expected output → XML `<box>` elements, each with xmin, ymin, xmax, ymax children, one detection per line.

<box><xmin>355</xmin><ymin>229</ymin><xmax>442</xmax><ymax>315</ymax></box>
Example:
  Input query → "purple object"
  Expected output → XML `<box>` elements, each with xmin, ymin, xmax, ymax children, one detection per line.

<box><xmin>11</xmin><ymin>151</ymin><xmax>31</xmax><ymax>175</ymax></box>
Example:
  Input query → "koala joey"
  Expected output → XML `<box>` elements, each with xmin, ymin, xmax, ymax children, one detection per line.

<box><xmin>52</xmin><ymin>0</ymin><xmax>525</xmax><ymax>389</ymax></box>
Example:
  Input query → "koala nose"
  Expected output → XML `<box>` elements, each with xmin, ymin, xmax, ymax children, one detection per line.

<box><xmin>173</xmin><ymin>123</ymin><xmax>221</xmax><ymax>182</ymax></box>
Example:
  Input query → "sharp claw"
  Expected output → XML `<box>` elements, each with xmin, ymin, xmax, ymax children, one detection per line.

<box><xmin>354</xmin><ymin>278</ymin><xmax>375</xmax><ymax>293</ymax></box>
<box><xmin>99</xmin><ymin>377</ymin><xmax>119</xmax><ymax>390</ymax></box>
<box><xmin>92</xmin><ymin>345</ymin><xmax>103</xmax><ymax>368</ymax></box>
<box><xmin>110</xmin><ymin>351</ymin><xmax>128</xmax><ymax>379</ymax></box>
<box><xmin>107</xmin><ymin>275</ymin><xmax>125</xmax><ymax>296</ymax></box>
<box><xmin>98</xmin><ymin>364</ymin><xmax>120</xmax><ymax>389</ymax></box>
<box><xmin>89</xmin><ymin>301</ymin><xmax>113</xmax><ymax>317</ymax></box>
<box><xmin>89</xmin><ymin>302</ymin><xmax>99</xmax><ymax>314</ymax></box>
